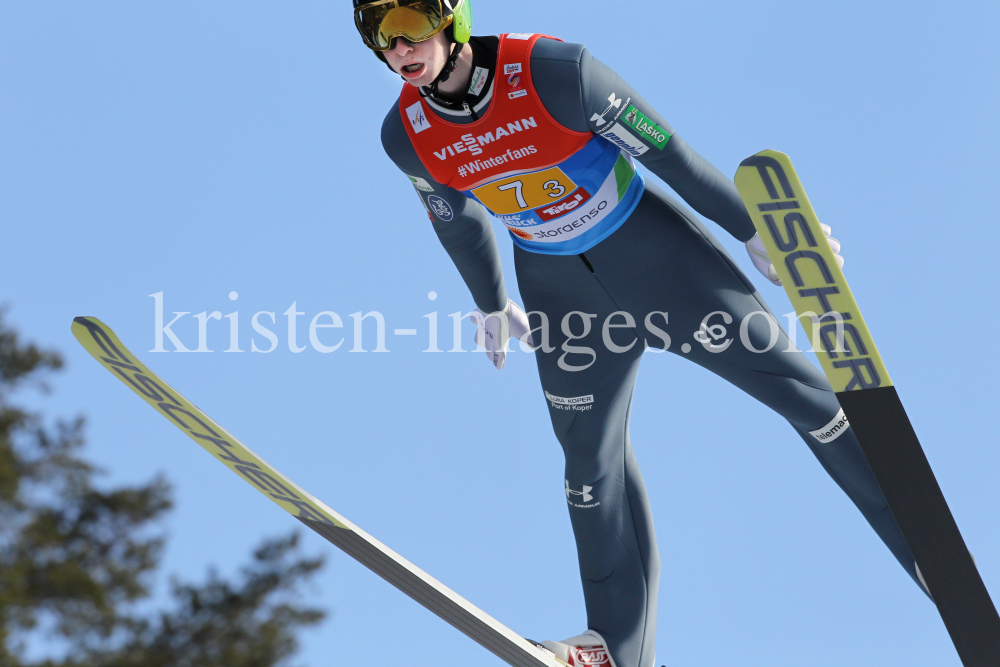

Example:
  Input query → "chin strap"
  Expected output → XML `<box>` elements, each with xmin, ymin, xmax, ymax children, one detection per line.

<box><xmin>417</xmin><ymin>41</ymin><xmax>465</xmax><ymax>100</ymax></box>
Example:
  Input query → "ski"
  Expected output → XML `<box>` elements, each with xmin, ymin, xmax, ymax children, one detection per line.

<box><xmin>734</xmin><ymin>151</ymin><xmax>1000</xmax><ymax>666</ymax></box>
<box><xmin>71</xmin><ymin>316</ymin><xmax>566</xmax><ymax>667</ymax></box>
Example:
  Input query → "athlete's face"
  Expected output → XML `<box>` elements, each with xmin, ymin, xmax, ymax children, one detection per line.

<box><xmin>383</xmin><ymin>32</ymin><xmax>452</xmax><ymax>87</ymax></box>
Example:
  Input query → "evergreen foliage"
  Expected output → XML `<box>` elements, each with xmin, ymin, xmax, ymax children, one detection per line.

<box><xmin>0</xmin><ymin>311</ymin><xmax>326</xmax><ymax>666</ymax></box>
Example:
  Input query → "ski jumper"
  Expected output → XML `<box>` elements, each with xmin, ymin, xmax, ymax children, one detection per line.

<box><xmin>382</xmin><ymin>34</ymin><xmax>920</xmax><ymax>667</ymax></box>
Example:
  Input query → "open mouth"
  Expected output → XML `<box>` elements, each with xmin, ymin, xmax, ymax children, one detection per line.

<box><xmin>402</xmin><ymin>63</ymin><xmax>425</xmax><ymax>76</ymax></box>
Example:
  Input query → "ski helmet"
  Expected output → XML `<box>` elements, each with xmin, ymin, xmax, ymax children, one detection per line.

<box><xmin>353</xmin><ymin>0</ymin><xmax>472</xmax><ymax>53</ymax></box>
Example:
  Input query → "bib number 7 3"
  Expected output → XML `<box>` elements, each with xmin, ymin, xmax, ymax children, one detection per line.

<box><xmin>473</xmin><ymin>167</ymin><xmax>576</xmax><ymax>215</ymax></box>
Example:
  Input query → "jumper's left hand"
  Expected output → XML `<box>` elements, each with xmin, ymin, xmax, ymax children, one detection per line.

<box><xmin>745</xmin><ymin>223</ymin><xmax>844</xmax><ymax>287</ymax></box>
<box><xmin>471</xmin><ymin>300</ymin><xmax>534</xmax><ymax>370</ymax></box>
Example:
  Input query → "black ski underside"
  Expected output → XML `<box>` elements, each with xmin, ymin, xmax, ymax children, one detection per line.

<box><xmin>837</xmin><ymin>386</ymin><xmax>1000</xmax><ymax>664</ymax></box>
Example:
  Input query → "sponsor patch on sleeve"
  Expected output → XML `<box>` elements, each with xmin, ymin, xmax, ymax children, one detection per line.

<box><xmin>507</xmin><ymin>33</ymin><xmax>533</xmax><ymax>40</ymax></box>
<box><xmin>407</xmin><ymin>174</ymin><xmax>435</xmax><ymax>192</ymax></box>
<box><xmin>809</xmin><ymin>408</ymin><xmax>850</xmax><ymax>442</ymax></box>
<box><xmin>620</xmin><ymin>104</ymin><xmax>671</xmax><ymax>149</ymax></box>
<box><xmin>427</xmin><ymin>195</ymin><xmax>454</xmax><ymax>221</ymax></box>
<box><xmin>599</xmin><ymin>123</ymin><xmax>649</xmax><ymax>157</ymax></box>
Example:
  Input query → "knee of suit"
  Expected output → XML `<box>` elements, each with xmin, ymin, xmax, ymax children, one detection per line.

<box><xmin>741</xmin><ymin>377</ymin><xmax>843</xmax><ymax>430</ymax></box>
<box><xmin>551</xmin><ymin>419</ymin><xmax>627</xmax><ymax>463</ymax></box>
<box><xmin>562</xmin><ymin>442</ymin><xmax>628</xmax><ymax>485</ymax></box>
<box><xmin>804</xmin><ymin>426</ymin><xmax>892</xmax><ymax>514</ymax></box>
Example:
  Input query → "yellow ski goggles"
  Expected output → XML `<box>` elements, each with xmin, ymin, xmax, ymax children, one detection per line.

<box><xmin>354</xmin><ymin>0</ymin><xmax>453</xmax><ymax>52</ymax></box>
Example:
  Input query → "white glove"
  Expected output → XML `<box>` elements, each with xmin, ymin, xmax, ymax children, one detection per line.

<box><xmin>745</xmin><ymin>223</ymin><xmax>844</xmax><ymax>287</ymax></box>
<box><xmin>470</xmin><ymin>300</ymin><xmax>534</xmax><ymax>370</ymax></box>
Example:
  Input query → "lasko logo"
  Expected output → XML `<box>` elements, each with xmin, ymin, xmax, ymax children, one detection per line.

<box><xmin>504</xmin><ymin>62</ymin><xmax>522</xmax><ymax>75</ymax></box>
<box><xmin>406</xmin><ymin>101</ymin><xmax>431</xmax><ymax>133</ymax></box>
<box><xmin>508</xmin><ymin>90</ymin><xmax>527</xmax><ymax>100</ymax></box>
<box><xmin>565</xmin><ymin>480</ymin><xmax>594</xmax><ymax>503</ymax></box>
<box><xmin>622</xmin><ymin>104</ymin><xmax>670</xmax><ymax>149</ymax></box>
<box><xmin>590</xmin><ymin>92</ymin><xmax>622</xmax><ymax>126</ymax></box>
<box><xmin>746</xmin><ymin>154</ymin><xmax>884</xmax><ymax>392</ymax></box>
<box><xmin>810</xmin><ymin>408</ymin><xmax>851</xmax><ymax>443</ymax></box>
<box><xmin>433</xmin><ymin>117</ymin><xmax>537</xmax><ymax>160</ymax></box>
<box><xmin>600</xmin><ymin>123</ymin><xmax>648</xmax><ymax>157</ymax></box>
<box><xmin>427</xmin><ymin>195</ymin><xmax>453</xmax><ymax>221</ymax></box>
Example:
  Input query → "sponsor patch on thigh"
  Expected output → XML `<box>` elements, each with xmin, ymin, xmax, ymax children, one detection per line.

<box><xmin>545</xmin><ymin>391</ymin><xmax>594</xmax><ymax>411</ymax></box>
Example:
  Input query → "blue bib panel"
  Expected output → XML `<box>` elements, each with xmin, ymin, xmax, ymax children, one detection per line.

<box><xmin>464</xmin><ymin>135</ymin><xmax>645</xmax><ymax>255</ymax></box>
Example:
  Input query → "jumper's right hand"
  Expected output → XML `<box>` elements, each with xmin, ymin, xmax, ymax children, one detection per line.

<box><xmin>471</xmin><ymin>300</ymin><xmax>534</xmax><ymax>370</ymax></box>
<box><xmin>745</xmin><ymin>232</ymin><xmax>782</xmax><ymax>286</ymax></box>
<box><xmin>745</xmin><ymin>225</ymin><xmax>844</xmax><ymax>287</ymax></box>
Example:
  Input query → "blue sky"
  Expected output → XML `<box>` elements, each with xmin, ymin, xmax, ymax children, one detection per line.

<box><xmin>2</xmin><ymin>2</ymin><xmax>999</xmax><ymax>665</ymax></box>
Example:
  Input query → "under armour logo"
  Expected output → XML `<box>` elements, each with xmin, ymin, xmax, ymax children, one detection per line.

<box><xmin>589</xmin><ymin>92</ymin><xmax>622</xmax><ymax>126</ymax></box>
<box><xmin>565</xmin><ymin>480</ymin><xmax>594</xmax><ymax>503</ymax></box>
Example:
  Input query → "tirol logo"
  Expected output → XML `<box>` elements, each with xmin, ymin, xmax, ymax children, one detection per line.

<box><xmin>589</xmin><ymin>92</ymin><xmax>622</xmax><ymax>126</ymax></box>
<box><xmin>426</xmin><ymin>195</ymin><xmax>453</xmax><ymax>221</ymax></box>
<box><xmin>565</xmin><ymin>480</ymin><xmax>593</xmax><ymax>503</ymax></box>
<box><xmin>622</xmin><ymin>104</ymin><xmax>670</xmax><ymax>149</ymax></box>
<box><xmin>537</xmin><ymin>187</ymin><xmax>592</xmax><ymax>222</ymax></box>
<box><xmin>507</xmin><ymin>73</ymin><xmax>521</xmax><ymax>88</ymax></box>
<box><xmin>405</xmin><ymin>101</ymin><xmax>431</xmax><ymax>134</ymax></box>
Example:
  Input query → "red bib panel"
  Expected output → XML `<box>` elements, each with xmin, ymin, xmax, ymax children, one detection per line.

<box><xmin>399</xmin><ymin>33</ymin><xmax>591</xmax><ymax>192</ymax></box>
